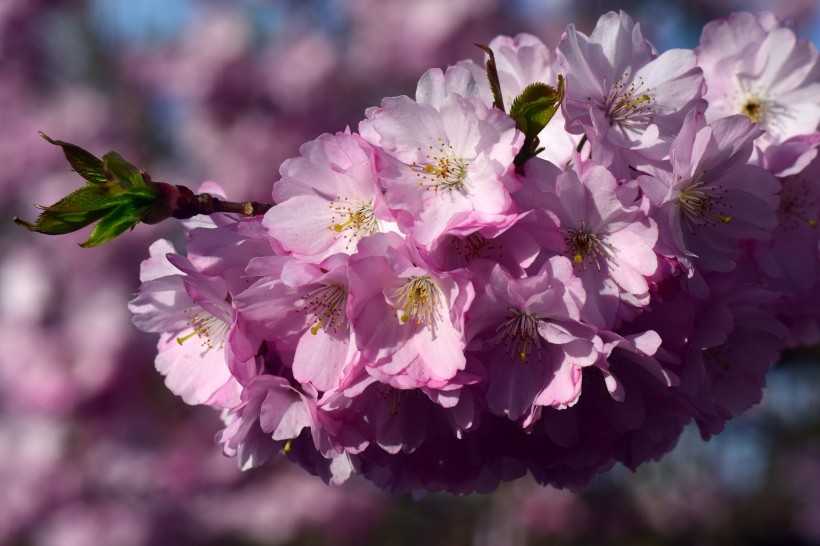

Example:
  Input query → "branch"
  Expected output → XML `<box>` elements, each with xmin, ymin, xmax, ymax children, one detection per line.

<box><xmin>171</xmin><ymin>186</ymin><xmax>274</xmax><ymax>219</ymax></box>
<box><xmin>14</xmin><ymin>134</ymin><xmax>275</xmax><ymax>247</ymax></box>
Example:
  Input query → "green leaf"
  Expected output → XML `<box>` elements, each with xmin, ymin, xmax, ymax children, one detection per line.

<box><xmin>511</xmin><ymin>76</ymin><xmax>565</xmax><ymax>167</ymax></box>
<box><xmin>14</xmin><ymin>207</ymin><xmax>111</xmax><ymax>236</ymax></box>
<box><xmin>510</xmin><ymin>83</ymin><xmax>554</xmax><ymax>117</ymax></box>
<box><xmin>79</xmin><ymin>202</ymin><xmax>145</xmax><ymax>247</ymax></box>
<box><xmin>121</xmin><ymin>188</ymin><xmax>160</xmax><ymax>207</ymax></box>
<box><xmin>476</xmin><ymin>44</ymin><xmax>504</xmax><ymax>112</ymax></box>
<box><xmin>510</xmin><ymin>82</ymin><xmax>562</xmax><ymax>138</ymax></box>
<box><xmin>15</xmin><ymin>135</ymin><xmax>175</xmax><ymax>246</ymax></box>
<box><xmin>41</xmin><ymin>185</ymin><xmax>123</xmax><ymax>214</ymax></box>
<box><xmin>39</xmin><ymin>132</ymin><xmax>108</xmax><ymax>186</ymax></box>
<box><xmin>103</xmin><ymin>151</ymin><xmax>148</xmax><ymax>191</ymax></box>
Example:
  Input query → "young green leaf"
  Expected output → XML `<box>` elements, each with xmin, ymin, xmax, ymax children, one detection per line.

<box><xmin>14</xmin><ymin>208</ymin><xmax>111</xmax><ymax>236</ymax></box>
<box><xmin>17</xmin><ymin>134</ymin><xmax>275</xmax><ymax>246</ymax></box>
<box><xmin>38</xmin><ymin>132</ymin><xmax>108</xmax><ymax>186</ymax></box>
<box><xmin>40</xmin><ymin>186</ymin><xmax>123</xmax><ymax>214</ymax></box>
<box><xmin>511</xmin><ymin>76</ymin><xmax>565</xmax><ymax>167</ymax></box>
<box><xmin>15</xmin><ymin>136</ymin><xmax>172</xmax><ymax>246</ymax></box>
<box><xmin>80</xmin><ymin>202</ymin><xmax>146</xmax><ymax>247</ymax></box>
<box><xmin>103</xmin><ymin>151</ymin><xmax>149</xmax><ymax>192</ymax></box>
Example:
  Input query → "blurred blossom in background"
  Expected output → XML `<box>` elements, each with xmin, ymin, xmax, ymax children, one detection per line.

<box><xmin>2</xmin><ymin>0</ymin><xmax>820</xmax><ymax>544</ymax></box>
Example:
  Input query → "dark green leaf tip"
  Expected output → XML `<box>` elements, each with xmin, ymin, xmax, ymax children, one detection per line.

<box><xmin>38</xmin><ymin>131</ymin><xmax>108</xmax><ymax>186</ymax></box>
<box><xmin>476</xmin><ymin>43</ymin><xmax>505</xmax><ymax>112</ymax></box>
<box><xmin>12</xmin><ymin>216</ymin><xmax>33</xmax><ymax>229</ymax></box>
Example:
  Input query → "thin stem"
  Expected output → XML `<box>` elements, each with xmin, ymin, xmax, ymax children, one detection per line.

<box><xmin>171</xmin><ymin>185</ymin><xmax>274</xmax><ymax>219</ymax></box>
<box><xmin>576</xmin><ymin>134</ymin><xmax>588</xmax><ymax>154</ymax></box>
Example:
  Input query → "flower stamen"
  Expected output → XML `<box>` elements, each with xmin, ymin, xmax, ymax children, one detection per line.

<box><xmin>176</xmin><ymin>308</ymin><xmax>230</xmax><ymax>350</ymax></box>
<box><xmin>451</xmin><ymin>233</ymin><xmax>497</xmax><ymax>261</ymax></box>
<box><xmin>677</xmin><ymin>175</ymin><xmax>733</xmax><ymax>231</ymax></box>
<box><xmin>606</xmin><ymin>73</ymin><xmax>655</xmax><ymax>128</ymax></box>
<box><xmin>565</xmin><ymin>221</ymin><xmax>614</xmax><ymax>271</ymax></box>
<box><xmin>495</xmin><ymin>308</ymin><xmax>543</xmax><ymax>362</ymax></box>
<box><xmin>328</xmin><ymin>198</ymin><xmax>378</xmax><ymax>249</ymax></box>
<box><xmin>779</xmin><ymin>177</ymin><xmax>819</xmax><ymax>230</ymax></box>
<box><xmin>300</xmin><ymin>284</ymin><xmax>349</xmax><ymax>335</ymax></box>
<box><xmin>411</xmin><ymin>139</ymin><xmax>469</xmax><ymax>192</ymax></box>
<box><xmin>394</xmin><ymin>276</ymin><xmax>439</xmax><ymax>326</ymax></box>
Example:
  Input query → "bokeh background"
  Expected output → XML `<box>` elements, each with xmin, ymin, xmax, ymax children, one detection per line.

<box><xmin>2</xmin><ymin>1</ymin><xmax>820</xmax><ymax>545</ymax></box>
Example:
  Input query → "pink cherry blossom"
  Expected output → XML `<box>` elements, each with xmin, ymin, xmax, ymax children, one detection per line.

<box><xmin>316</xmin><ymin>369</ymin><xmax>478</xmax><ymax>456</ymax></box>
<box><xmin>264</xmin><ymin>131</ymin><xmax>397</xmax><ymax>261</ymax></box>
<box><xmin>697</xmin><ymin>11</ymin><xmax>820</xmax><ymax>149</ymax></box>
<box><xmin>638</xmin><ymin>110</ymin><xmax>780</xmax><ymax>275</ymax></box>
<box><xmin>359</xmin><ymin>92</ymin><xmax>522</xmax><ymax>247</ymax></box>
<box><xmin>675</xmin><ymin>269</ymin><xmax>788</xmax><ymax>438</ymax></box>
<box><xmin>558</xmin><ymin>11</ymin><xmax>705</xmax><ymax>176</ymax></box>
<box><xmin>348</xmin><ymin>232</ymin><xmax>474</xmax><ymax>386</ymax></box>
<box><xmin>457</xmin><ymin>33</ymin><xmax>580</xmax><ymax>167</ymax></box>
<box><xmin>539</xmin><ymin>162</ymin><xmax>658</xmax><ymax>328</ymax></box>
<box><xmin>107</xmin><ymin>7</ymin><xmax>820</xmax><ymax>497</ymax></box>
<box><xmin>755</xmin><ymin>155</ymin><xmax>820</xmax><ymax>291</ymax></box>
<box><xmin>235</xmin><ymin>254</ymin><xmax>359</xmax><ymax>393</ymax></box>
<box><xmin>466</xmin><ymin>259</ymin><xmax>602</xmax><ymax>426</ymax></box>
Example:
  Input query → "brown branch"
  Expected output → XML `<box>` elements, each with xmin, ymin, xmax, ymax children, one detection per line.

<box><xmin>170</xmin><ymin>185</ymin><xmax>274</xmax><ymax>220</ymax></box>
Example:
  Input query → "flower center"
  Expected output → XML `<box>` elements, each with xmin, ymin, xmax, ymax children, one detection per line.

<box><xmin>606</xmin><ymin>72</ymin><xmax>654</xmax><ymax>127</ymax></box>
<box><xmin>565</xmin><ymin>222</ymin><xmax>613</xmax><ymax>271</ymax></box>
<box><xmin>394</xmin><ymin>276</ymin><xmax>439</xmax><ymax>326</ymax></box>
<box><xmin>779</xmin><ymin>178</ymin><xmax>818</xmax><ymax>230</ymax></box>
<box><xmin>411</xmin><ymin>138</ymin><xmax>469</xmax><ymax>191</ymax></box>
<box><xmin>452</xmin><ymin>233</ymin><xmax>497</xmax><ymax>261</ymax></box>
<box><xmin>733</xmin><ymin>74</ymin><xmax>789</xmax><ymax>133</ymax></box>
<box><xmin>495</xmin><ymin>308</ymin><xmax>543</xmax><ymax>362</ymax></box>
<box><xmin>176</xmin><ymin>307</ymin><xmax>230</xmax><ymax>350</ymax></box>
<box><xmin>376</xmin><ymin>384</ymin><xmax>423</xmax><ymax>416</ymax></box>
<box><xmin>703</xmin><ymin>345</ymin><xmax>732</xmax><ymax>373</ymax></box>
<box><xmin>677</xmin><ymin>176</ymin><xmax>733</xmax><ymax>230</ymax></box>
<box><xmin>741</xmin><ymin>98</ymin><xmax>767</xmax><ymax>124</ymax></box>
<box><xmin>300</xmin><ymin>283</ymin><xmax>349</xmax><ymax>335</ymax></box>
<box><xmin>328</xmin><ymin>198</ymin><xmax>377</xmax><ymax>249</ymax></box>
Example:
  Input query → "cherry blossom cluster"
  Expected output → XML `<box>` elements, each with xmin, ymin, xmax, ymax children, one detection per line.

<box><xmin>130</xmin><ymin>11</ymin><xmax>820</xmax><ymax>494</ymax></box>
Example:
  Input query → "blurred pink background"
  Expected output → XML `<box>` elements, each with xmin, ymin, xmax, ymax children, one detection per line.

<box><xmin>2</xmin><ymin>1</ymin><xmax>820</xmax><ymax>544</ymax></box>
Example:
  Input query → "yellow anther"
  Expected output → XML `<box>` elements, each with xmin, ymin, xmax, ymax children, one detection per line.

<box><xmin>301</xmin><ymin>284</ymin><xmax>348</xmax><ymax>336</ymax></box>
<box><xmin>395</xmin><ymin>276</ymin><xmax>438</xmax><ymax>327</ymax></box>
<box><xmin>626</xmin><ymin>94</ymin><xmax>651</xmax><ymax>108</ymax></box>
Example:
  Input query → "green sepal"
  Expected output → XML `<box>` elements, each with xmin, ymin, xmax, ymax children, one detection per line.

<box><xmin>511</xmin><ymin>76</ymin><xmax>565</xmax><ymax>167</ymax></box>
<box><xmin>39</xmin><ymin>132</ymin><xmax>108</xmax><ymax>186</ymax></box>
